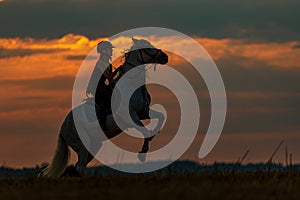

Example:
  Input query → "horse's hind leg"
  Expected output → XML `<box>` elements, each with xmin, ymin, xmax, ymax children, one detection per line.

<box><xmin>76</xmin><ymin>142</ymin><xmax>102</xmax><ymax>176</ymax></box>
<box><xmin>75</xmin><ymin>147</ymin><xmax>89</xmax><ymax>176</ymax></box>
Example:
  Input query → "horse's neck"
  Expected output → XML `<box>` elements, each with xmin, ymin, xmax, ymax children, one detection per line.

<box><xmin>121</xmin><ymin>59</ymin><xmax>146</xmax><ymax>81</ymax></box>
<box><xmin>122</xmin><ymin>58</ymin><xmax>143</xmax><ymax>72</ymax></box>
<box><xmin>116</xmin><ymin>60</ymin><xmax>149</xmax><ymax>106</ymax></box>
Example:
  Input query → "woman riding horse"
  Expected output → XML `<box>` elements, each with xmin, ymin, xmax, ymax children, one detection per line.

<box><xmin>86</xmin><ymin>41</ymin><xmax>115</xmax><ymax>130</ymax></box>
<box><xmin>40</xmin><ymin>38</ymin><xmax>168</xmax><ymax>178</ymax></box>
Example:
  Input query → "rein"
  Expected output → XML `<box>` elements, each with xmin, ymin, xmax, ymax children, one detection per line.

<box><xmin>124</xmin><ymin>48</ymin><xmax>161</xmax><ymax>69</ymax></box>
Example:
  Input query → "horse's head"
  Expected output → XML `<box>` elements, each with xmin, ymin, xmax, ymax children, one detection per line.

<box><xmin>125</xmin><ymin>38</ymin><xmax>168</xmax><ymax>67</ymax></box>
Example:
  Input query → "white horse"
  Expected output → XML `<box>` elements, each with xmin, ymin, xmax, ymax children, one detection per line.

<box><xmin>40</xmin><ymin>38</ymin><xmax>169</xmax><ymax>178</ymax></box>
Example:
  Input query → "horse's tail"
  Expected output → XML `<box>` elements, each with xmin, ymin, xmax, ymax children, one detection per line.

<box><xmin>40</xmin><ymin>134</ymin><xmax>70</xmax><ymax>178</ymax></box>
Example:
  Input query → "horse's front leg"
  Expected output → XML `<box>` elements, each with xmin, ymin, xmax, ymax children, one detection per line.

<box><xmin>137</xmin><ymin>108</ymin><xmax>165</xmax><ymax>162</ymax></box>
<box><xmin>148</xmin><ymin>108</ymin><xmax>165</xmax><ymax>136</ymax></box>
<box><xmin>130</xmin><ymin>111</ymin><xmax>152</xmax><ymax>139</ymax></box>
<box><xmin>140</xmin><ymin>108</ymin><xmax>165</xmax><ymax>152</ymax></box>
<box><xmin>129</xmin><ymin>112</ymin><xmax>152</xmax><ymax>161</ymax></box>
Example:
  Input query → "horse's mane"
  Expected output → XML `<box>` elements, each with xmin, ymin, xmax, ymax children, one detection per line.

<box><xmin>123</xmin><ymin>38</ymin><xmax>155</xmax><ymax>58</ymax></box>
<box><xmin>129</xmin><ymin>38</ymin><xmax>155</xmax><ymax>51</ymax></box>
<box><xmin>114</xmin><ymin>38</ymin><xmax>155</xmax><ymax>82</ymax></box>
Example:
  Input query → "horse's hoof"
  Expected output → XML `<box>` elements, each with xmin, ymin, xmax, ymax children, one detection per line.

<box><xmin>138</xmin><ymin>152</ymin><xmax>146</xmax><ymax>162</ymax></box>
<box><xmin>61</xmin><ymin>165</ymin><xmax>82</xmax><ymax>177</ymax></box>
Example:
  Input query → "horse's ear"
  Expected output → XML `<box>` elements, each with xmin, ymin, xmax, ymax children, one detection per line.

<box><xmin>132</xmin><ymin>37</ymin><xmax>138</xmax><ymax>43</ymax></box>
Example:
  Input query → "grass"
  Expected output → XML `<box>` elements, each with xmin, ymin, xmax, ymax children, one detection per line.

<box><xmin>1</xmin><ymin>170</ymin><xmax>300</xmax><ymax>200</ymax></box>
<box><xmin>1</xmin><ymin>141</ymin><xmax>298</xmax><ymax>199</ymax></box>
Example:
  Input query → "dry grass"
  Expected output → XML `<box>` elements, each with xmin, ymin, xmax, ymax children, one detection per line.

<box><xmin>1</xmin><ymin>141</ymin><xmax>299</xmax><ymax>199</ymax></box>
<box><xmin>1</xmin><ymin>170</ymin><xmax>300</xmax><ymax>200</ymax></box>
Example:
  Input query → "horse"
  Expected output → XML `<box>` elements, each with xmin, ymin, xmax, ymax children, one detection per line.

<box><xmin>40</xmin><ymin>38</ymin><xmax>169</xmax><ymax>178</ymax></box>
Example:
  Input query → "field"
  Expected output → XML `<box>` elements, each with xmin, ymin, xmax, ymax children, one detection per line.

<box><xmin>1</xmin><ymin>166</ymin><xmax>300</xmax><ymax>200</ymax></box>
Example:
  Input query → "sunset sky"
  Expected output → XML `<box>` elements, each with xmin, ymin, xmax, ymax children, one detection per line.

<box><xmin>0</xmin><ymin>0</ymin><xmax>299</xmax><ymax>168</ymax></box>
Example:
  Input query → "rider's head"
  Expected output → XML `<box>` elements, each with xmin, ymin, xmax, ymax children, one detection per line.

<box><xmin>97</xmin><ymin>41</ymin><xmax>114</xmax><ymax>58</ymax></box>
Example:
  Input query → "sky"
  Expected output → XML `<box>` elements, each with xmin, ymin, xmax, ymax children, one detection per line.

<box><xmin>0</xmin><ymin>0</ymin><xmax>299</xmax><ymax>168</ymax></box>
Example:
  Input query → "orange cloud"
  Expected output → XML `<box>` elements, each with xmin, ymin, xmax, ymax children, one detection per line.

<box><xmin>1</xmin><ymin>34</ymin><xmax>299</xmax><ymax>81</ymax></box>
<box><xmin>0</xmin><ymin>34</ymin><xmax>107</xmax><ymax>80</ymax></box>
<box><xmin>195</xmin><ymin>38</ymin><xmax>300</xmax><ymax>68</ymax></box>
<box><xmin>111</xmin><ymin>35</ymin><xmax>300</xmax><ymax>68</ymax></box>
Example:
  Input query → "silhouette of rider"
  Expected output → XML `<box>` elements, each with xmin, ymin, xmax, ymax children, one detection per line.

<box><xmin>86</xmin><ymin>41</ymin><xmax>115</xmax><ymax>130</ymax></box>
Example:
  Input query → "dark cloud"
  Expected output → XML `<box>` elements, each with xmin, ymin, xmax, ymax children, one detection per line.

<box><xmin>0</xmin><ymin>94</ymin><xmax>71</xmax><ymax>113</ymax></box>
<box><xmin>167</xmin><ymin>53</ymin><xmax>300</xmax><ymax>135</ymax></box>
<box><xmin>0</xmin><ymin>0</ymin><xmax>299</xmax><ymax>41</ymax></box>
<box><xmin>65</xmin><ymin>55</ymin><xmax>97</xmax><ymax>60</ymax></box>
<box><xmin>0</xmin><ymin>108</ymin><xmax>67</xmax><ymax>136</ymax></box>
<box><xmin>0</xmin><ymin>76</ymin><xmax>73</xmax><ymax>113</ymax></box>
<box><xmin>15</xmin><ymin>95</ymin><xmax>55</xmax><ymax>101</ymax></box>
<box><xmin>292</xmin><ymin>43</ymin><xmax>300</xmax><ymax>49</ymax></box>
<box><xmin>223</xmin><ymin>95</ymin><xmax>300</xmax><ymax>134</ymax></box>
<box><xmin>216</xmin><ymin>55</ymin><xmax>300</xmax><ymax>134</ymax></box>
<box><xmin>0</xmin><ymin>47</ymin><xmax>66</xmax><ymax>59</ymax></box>
<box><xmin>216</xmin><ymin>55</ymin><xmax>300</xmax><ymax>93</ymax></box>
<box><xmin>168</xmin><ymin>51</ymin><xmax>300</xmax><ymax>94</ymax></box>
<box><xmin>0</xmin><ymin>75</ymin><xmax>74</xmax><ymax>91</ymax></box>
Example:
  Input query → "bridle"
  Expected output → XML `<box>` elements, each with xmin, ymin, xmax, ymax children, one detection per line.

<box><xmin>107</xmin><ymin>47</ymin><xmax>162</xmax><ymax>90</ymax></box>
<box><xmin>139</xmin><ymin>48</ymin><xmax>161</xmax><ymax>64</ymax></box>
<box><xmin>124</xmin><ymin>48</ymin><xmax>162</xmax><ymax>69</ymax></box>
